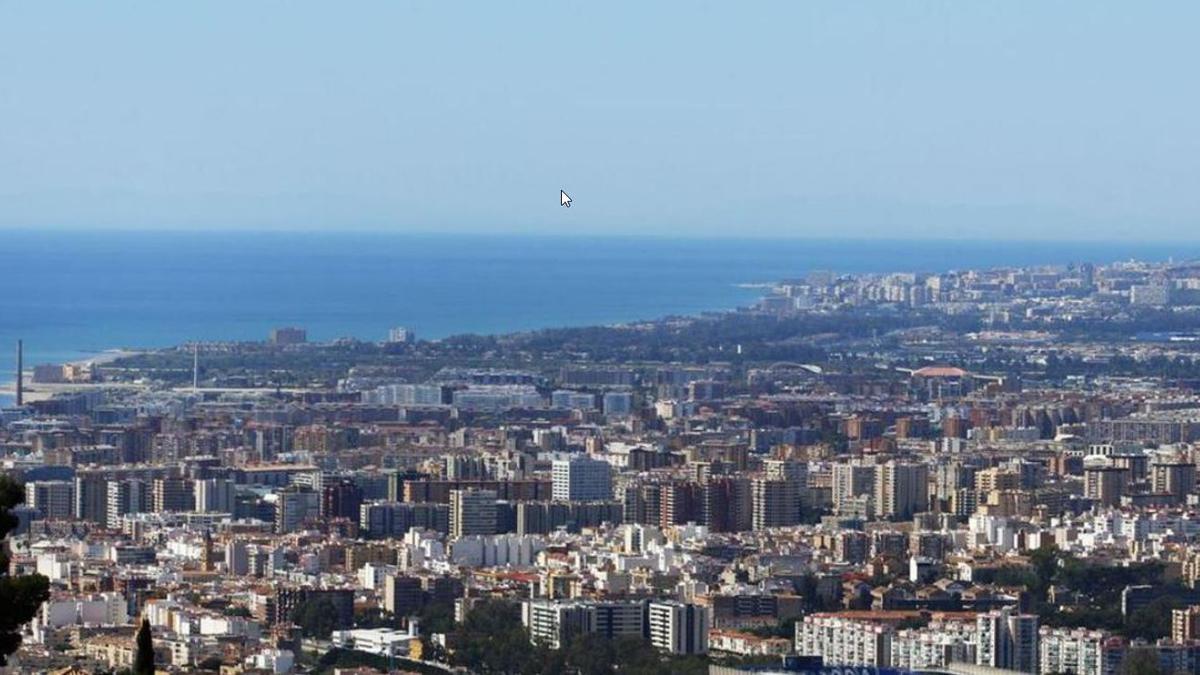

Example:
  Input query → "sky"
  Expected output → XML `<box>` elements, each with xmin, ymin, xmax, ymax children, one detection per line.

<box><xmin>2</xmin><ymin>2</ymin><xmax>1199</xmax><ymax>240</ymax></box>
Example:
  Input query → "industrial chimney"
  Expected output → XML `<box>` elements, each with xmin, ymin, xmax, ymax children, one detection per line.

<box><xmin>15</xmin><ymin>339</ymin><xmax>23</xmax><ymax>407</ymax></box>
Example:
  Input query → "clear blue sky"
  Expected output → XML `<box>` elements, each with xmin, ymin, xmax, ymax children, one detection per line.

<box><xmin>2</xmin><ymin>2</ymin><xmax>1198</xmax><ymax>240</ymax></box>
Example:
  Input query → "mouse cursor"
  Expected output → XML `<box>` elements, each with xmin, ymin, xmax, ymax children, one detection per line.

<box><xmin>560</xmin><ymin>190</ymin><xmax>572</xmax><ymax>208</ymax></box>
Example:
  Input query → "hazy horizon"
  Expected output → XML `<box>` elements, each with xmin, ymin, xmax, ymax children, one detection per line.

<box><xmin>4</xmin><ymin>2</ymin><xmax>1200</xmax><ymax>240</ymax></box>
<box><xmin>6</xmin><ymin>227</ymin><xmax>1200</xmax><ymax>247</ymax></box>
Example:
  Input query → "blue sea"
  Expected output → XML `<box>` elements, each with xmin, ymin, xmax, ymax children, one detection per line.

<box><xmin>2</xmin><ymin>230</ymin><xmax>1198</xmax><ymax>406</ymax></box>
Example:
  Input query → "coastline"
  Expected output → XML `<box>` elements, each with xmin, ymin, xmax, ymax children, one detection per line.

<box><xmin>5</xmin><ymin>232</ymin><xmax>1200</xmax><ymax>390</ymax></box>
<box><xmin>0</xmin><ymin>349</ymin><xmax>141</xmax><ymax>404</ymax></box>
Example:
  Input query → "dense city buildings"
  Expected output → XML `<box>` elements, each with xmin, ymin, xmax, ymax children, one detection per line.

<box><xmin>12</xmin><ymin>258</ymin><xmax>1200</xmax><ymax>672</ymax></box>
<box><xmin>551</xmin><ymin>454</ymin><xmax>613</xmax><ymax>501</ymax></box>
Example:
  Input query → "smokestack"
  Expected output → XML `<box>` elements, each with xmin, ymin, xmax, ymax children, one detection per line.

<box><xmin>15</xmin><ymin>339</ymin><xmax>23</xmax><ymax>407</ymax></box>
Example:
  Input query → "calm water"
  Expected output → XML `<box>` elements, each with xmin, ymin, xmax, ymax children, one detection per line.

<box><xmin>1</xmin><ymin>230</ymin><xmax>1197</xmax><ymax>405</ymax></box>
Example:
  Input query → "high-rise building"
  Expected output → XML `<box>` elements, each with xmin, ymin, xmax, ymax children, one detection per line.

<box><xmin>360</xmin><ymin>501</ymin><xmax>451</xmax><ymax>538</ymax></box>
<box><xmin>444</xmin><ymin>455</ymin><xmax>489</xmax><ymax>481</ymax></box>
<box><xmin>752</xmin><ymin>478</ymin><xmax>799</xmax><ymax>530</ymax></box>
<box><xmin>194</xmin><ymin>478</ymin><xmax>237</xmax><ymax>514</ymax></box>
<box><xmin>1152</xmin><ymin>461</ymin><xmax>1196</xmax><ymax>504</ymax></box>
<box><xmin>1083</xmin><ymin>466</ymin><xmax>1129</xmax><ymax>507</ymax></box>
<box><xmin>387</xmin><ymin>326</ymin><xmax>415</xmax><ymax>344</ymax></box>
<box><xmin>25</xmin><ymin>480</ymin><xmax>75</xmax><ymax>520</ymax></box>
<box><xmin>832</xmin><ymin>463</ymin><xmax>876</xmax><ymax>516</ymax></box>
<box><xmin>450</xmin><ymin>489</ymin><xmax>498</xmax><ymax>538</ymax></box>
<box><xmin>933</xmin><ymin>462</ymin><xmax>977</xmax><ymax>503</ymax></box>
<box><xmin>522</xmin><ymin>600</ymin><xmax>645</xmax><ymax>649</ymax></box>
<box><xmin>451</xmin><ymin>385</ymin><xmax>544</xmax><ymax>411</ymax></box>
<box><xmin>152</xmin><ymin>477</ymin><xmax>194</xmax><ymax>513</ymax></box>
<box><xmin>275</xmin><ymin>485</ymin><xmax>320</xmax><ymax>533</ymax></box>
<box><xmin>891</xmin><ymin>618</ymin><xmax>977</xmax><ymax>670</ymax></box>
<box><xmin>321</xmin><ymin>479</ymin><xmax>364</xmax><ymax>520</ymax></box>
<box><xmin>1131</xmin><ymin>283</ymin><xmax>1172</xmax><ymax>306</ymax></box>
<box><xmin>269</xmin><ymin>327</ymin><xmax>307</xmax><ymax>345</ymax></box>
<box><xmin>647</xmin><ymin>601</ymin><xmax>709</xmax><ymax>655</ymax></box>
<box><xmin>795</xmin><ymin>614</ymin><xmax>894</xmax><ymax>667</ymax></box>
<box><xmin>837</xmin><ymin>531</ymin><xmax>871</xmax><ymax>564</ymax></box>
<box><xmin>602</xmin><ymin>391</ymin><xmax>634</xmax><ymax>416</ymax></box>
<box><xmin>524</xmin><ymin>600</ymin><xmax>593</xmax><ymax>650</ymax></box>
<box><xmin>514</xmin><ymin>500</ymin><xmax>623</xmax><ymax>535</ymax></box>
<box><xmin>384</xmin><ymin>574</ymin><xmax>425</xmax><ymax>616</ymax></box>
<box><xmin>201</xmin><ymin>531</ymin><xmax>216</xmax><ymax>572</ymax></box>
<box><xmin>894</xmin><ymin>415</ymin><xmax>930</xmax><ymax>439</ymax></box>
<box><xmin>551</xmin><ymin>390</ymin><xmax>597</xmax><ymax>411</ymax></box>
<box><xmin>590</xmin><ymin>598</ymin><xmax>648</xmax><ymax>634</ymax></box>
<box><xmin>874</xmin><ymin>462</ymin><xmax>929</xmax><ymax>521</ymax></box>
<box><xmin>1037</xmin><ymin>627</ymin><xmax>1121</xmax><ymax>675</ymax></box>
<box><xmin>702</xmin><ymin>477</ymin><xmax>752</xmax><ymax>532</ymax></box>
<box><xmin>977</xmin><ymin>608</ymin><xmax>1039</xmax><ymax>673</ymax></box>
<box><xmin>975</xmin><ymin>468</ymin><xmax>1022</xmax><ymax>493</ymax></box>
<box><xmin>1173</xmin><ymin>606</ymin><xmax>1200</xmax><ymax>643</ymax></box>
<box><xmin>552</xmin><ymin>455</ymin><xmax>613</xmax><ymax>502</ymax></box>
<box><xmin>533</xmin><ymin>429</ymin><xmax>567</xmax><ymax>453</ymax></box>
<box><xmin>942</xmin><ymin>415</ymin><xmax>970</xmax><ymax>438</ymax></box>
<box><xmin>224</xmin><ymin>540</ymin><xmax>250</xmax><ymax>575</ymax></box>
<box><xmin>106</xmin><ymin>479</ymin><xmax>149</xmax><ymax>529</ymax></box>
<box><xmin>764</xmin><ymin>459</ymin><xmax>808</xmax><ymax>485</ymax></box>
<box><xmin>74</xmin><ymin>475</ymin><xmax>109</xmax><ymax>524</ymax></box>
<box><xmin>659</xmin><ymin>481</ymin><xmax>703</xmax><ymax>527</ymax></box>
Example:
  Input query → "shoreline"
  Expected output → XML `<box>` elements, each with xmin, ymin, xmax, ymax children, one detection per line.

<box><xmin>0</xmin><ymin>349</ymin><xmax>142</xmax><ymax>402</ymax></box>
<box><xmin>5</xmin><ymin>235</ymin><xmax>1200</xmax><ymax>392</ymax></box>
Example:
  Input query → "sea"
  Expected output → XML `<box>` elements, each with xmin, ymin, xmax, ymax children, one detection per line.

<box><xmin>2</xmin><ymin>230</ymin><xmax>1198</xmax><ymax>407</ymax></box>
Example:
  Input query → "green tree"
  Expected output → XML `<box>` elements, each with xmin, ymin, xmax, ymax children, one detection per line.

<box><xmin>352</xmin><ymin>607</ymin><xmax>393</xmax><ymax>629</ymax></box>
<box><xmin>1028</xmin><ymin>545</ymin><xmax>1059</xmax><ymax>600</ymax></box>
<box><xmin>134</xmin><ymin>618</ymin><xmax>154</xmax><ymax>675</ymax></box>
<box><xmin>449</xmin><ymin>599</ymin><xmax>713</xmax><ymax>675</ymax></box>
<box><xmin>1125</xmin><ymin>597</ymin><xmax>1179</xmax><ymax>641</ymax></box>
<box><xmin>313</xmin><ymin>648</ymin><xmax>391</xmax><ymax>673</ymax></box>
<box><xmin>562</xmin><ymin>633</ymin><xmax>707</xmax><ymax>675</ymax></box>
<box><xmin>1119</xmin><ymin>648</ymin><xmax>1164</xmax><ymax>675</ymax></box>
<box><xmin>292</xmin><ymin>597</ymin><xmax>338</xmax><ymax>639</ymax></box>
<box><xmin>450</xmin><ymin>600</ymin><xmax>536</xmax><ymax>674</ymax></box>
<box><xmin>0</xmin><ymin>475</ymin><xmax>50</xmax><ymax>666</ymax></box>
<box><xmin>565</xmin><ymin>633</ymin><xmax>616</xmax><ymax>675</ymax></box>
<box><xmin>417</xmin><ymin>600</ymin><xmax>454</xmax><ymax>635</ymax></box>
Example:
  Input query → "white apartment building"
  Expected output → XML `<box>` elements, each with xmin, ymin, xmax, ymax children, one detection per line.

<box><xmin>647</xmin><ymin>601</ymin><xmax>709</xmax><ymax>655</ymax></box>
<box><xmin>977</xmin><ymin>607</ymin><xmax>1039</xmax><ymax>674</ymax></box>
<box><xmin>552</xmin><ymin>455</ymin><xmax>613</xmax><ymax>501</ymax></box>
<box><xmin>796</xmin><ymin>614</ymin><xmax>894</xmax><ymax>667</ymax></box>
<box><xmin>523</xmin><ymin>599</ymin><xmax>644</xmax><ymax>649</ymax></box>
<box><xmin>1040</xmin><ymin>627</ymin><xmax>1124</xmax><ymax>675</ymax></box>
<box><xmin>890</xmin><ymin>619</ymin><xmax>977</xmax><ymax>670</ymax></box>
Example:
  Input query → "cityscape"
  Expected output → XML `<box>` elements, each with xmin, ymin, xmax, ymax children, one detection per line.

<box><xmin>6</xmin><ymin>259</ymin><xmax>1200</xmax><ymax>674</ymax></box>
<box><xmin>5</xmin><ymin>2</ymin><xmax>1200</xmax><ymax>675</ymax></box>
